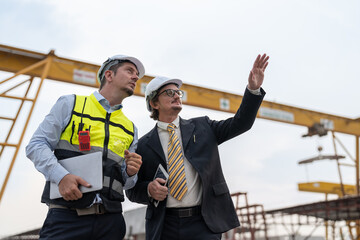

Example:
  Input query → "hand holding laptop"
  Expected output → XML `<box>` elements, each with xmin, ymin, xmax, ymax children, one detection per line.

<box><xmin>50</xmin><ymin>152</ymin><xmax>103</xmax><ymax>200</ymax></box>
<box><xmin>59</xmin><ymin>174</ymin><xmax>91</xmax><ymax>201</ymax></box>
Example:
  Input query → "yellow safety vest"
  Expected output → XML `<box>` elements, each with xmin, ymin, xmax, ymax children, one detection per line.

<box><xmin>42</xmin><ymin>93</ymin><xmax>135</xmax><ymax>211</ymax></box>
<box><xmin>58</xmin><ymin>93</ymin><xmax>134</xmax><ymax>159</ymax></box>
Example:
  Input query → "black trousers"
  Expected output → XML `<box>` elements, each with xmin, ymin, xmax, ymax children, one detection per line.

<box><xmin>161</xmin><ymin>214</ymin><xmax>222</xmax><ymax>240</ymax></box>
<box><xmin>39</xmin><ymin>208</ymin><xmax>125</xmax><ymax>240</ymax></box>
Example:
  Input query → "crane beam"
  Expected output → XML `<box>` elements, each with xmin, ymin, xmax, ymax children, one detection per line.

<box><xmin>298</xmin><ymin>182</ymin><xmax>357</xmax><ymax>196</ymax></box>
<box><xmin>1</xmin><ymin>44</ymin><xmax>360</xmax><ymax>135</ymax></box>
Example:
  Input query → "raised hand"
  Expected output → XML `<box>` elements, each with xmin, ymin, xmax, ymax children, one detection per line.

<box><xmin>248</xmin><ymin>54</ymin><xmax>269</xmax><ymax>90</ymax></box>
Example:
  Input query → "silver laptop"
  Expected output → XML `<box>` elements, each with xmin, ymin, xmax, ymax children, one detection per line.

<box><xmin>50</xmin><ymin>151</ymin><xmax>103</xmax><ymax>199</ymax></box>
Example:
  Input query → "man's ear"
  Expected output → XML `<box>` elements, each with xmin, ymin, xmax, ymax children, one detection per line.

<box><xmin>104</xmin><ymin>70</ymin><xmax>113</xmax><ymax>83</ymax></box>
<box><xmin>150</xmin><ymin>99</ymin><xmax>159</xmax><ymax>110</ymax></box>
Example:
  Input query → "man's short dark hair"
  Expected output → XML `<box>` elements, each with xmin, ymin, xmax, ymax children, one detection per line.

<box><xmin>99</xmin><ymin>60</ymin><xmax>133</xmax><ymax>90</ymax></box>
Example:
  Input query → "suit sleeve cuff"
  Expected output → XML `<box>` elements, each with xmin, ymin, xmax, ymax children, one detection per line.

<box><xmin>147</xmin><ymin>184</ymin><xmax>154</xmax><ymax>203</ymax></box>
<box><xmin>246</xmin><ymin>86</ymin><xmax>262</xmax><ymax>95</ymax></box>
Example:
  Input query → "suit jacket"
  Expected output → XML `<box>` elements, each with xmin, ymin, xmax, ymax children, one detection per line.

<box><xmin>126</xmin><ymin>88</ymin><xmax>265</xmax><ymax>240</ymax></box>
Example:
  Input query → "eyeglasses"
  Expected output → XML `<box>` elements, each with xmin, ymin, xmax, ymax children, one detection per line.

<box><xmin>158</xmin><ymin>89</ymin><xmax>184</xmax><ymax>98</ymax></box>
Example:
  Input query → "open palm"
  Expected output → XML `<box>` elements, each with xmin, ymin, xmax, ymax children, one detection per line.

<box><xmin>248</xmin><ymin>54</ymin><xmax>269</xmax><ymax>90</ymax></box>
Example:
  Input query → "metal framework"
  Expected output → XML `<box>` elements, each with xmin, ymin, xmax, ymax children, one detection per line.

<box><xmin>265</xmin><ymin>196</ymin><xmax>360</xmax><ymax>240</ymax></box>
<box><xmin>224</xmin><ymin>192</ymin><xmax>360</xmax><ymax>240</ymax></box>
<box><xmin>224</xmin><ymin>192</ymin><xmax>269</xmax><ymax>240</ymax></box>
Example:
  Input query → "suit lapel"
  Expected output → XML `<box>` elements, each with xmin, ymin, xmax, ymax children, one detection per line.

<box><xmin>146</xmin><ymin>125</ymin><xmax>166</xmax><ymax>163</ymax></box>
<box><xmin>180</xmin><ymin>117</ymin><xmax>195</xmax><ymax>151</ymax></box>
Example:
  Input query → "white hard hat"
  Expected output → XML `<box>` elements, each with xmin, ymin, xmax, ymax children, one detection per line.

<box><xmin>97</xmin><ymin>54</ymin><xmax>145</xmax><ymax>83</ymax></box>
<box><xmin>145</xmin><ymin>76</ymin><xmax>183</xmax><ymax>112</ymax></box>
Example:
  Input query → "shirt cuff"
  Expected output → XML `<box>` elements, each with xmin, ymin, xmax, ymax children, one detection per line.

<box><xmin>147</xmin><ymin>184</ymin><xmax>152</xmax><ymax>198</ymax></box>
<box><xmin>123</xmin><ymin>173</ymin><xmax>138</xmax><ymax>190</ymax></box>
<box><xmin>126</xmin><ymin>173</ymin><xmax>137</xmax><ymax>182</ymax></box>
<box><xmin>247</xmin><ymin>86</ymin><xmax>261</xmax><ymax>95</ymax></box>
<box><xmin>51</xmin><ymin>164</ymin><xmax>69</xmax><ymax>185</ymax></box>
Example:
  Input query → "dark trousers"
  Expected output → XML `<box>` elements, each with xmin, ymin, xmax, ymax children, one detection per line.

<box><xmin>39</xmin><ymin>208</ymin><xmax>126</xmax><ymax>240</ymax></box>
<box><xmin>161</xmin><ymin>214</ymin><xmax>222</xmax><ymax>240</ymax></box>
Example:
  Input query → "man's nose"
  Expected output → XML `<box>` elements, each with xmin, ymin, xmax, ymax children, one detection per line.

<box><xmin>173</xmin><ymin>92</ymin><xmax>180</xmax><ymax>99</ymax></box>
<box><xmin>132</xmin><ymin>73</ymin><xmax>139</xmax><ymax>81</ymax></box>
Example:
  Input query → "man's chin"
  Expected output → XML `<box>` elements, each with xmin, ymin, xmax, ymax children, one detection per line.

<box><xmin>124</xmin><ymin>88</ymin><xmax>134</xmax><ymax>96</ymax></box>
<box><xmin>172</xmin><ymin>105</ymin><xmax>182</xmax><ymax>111</ymax></box>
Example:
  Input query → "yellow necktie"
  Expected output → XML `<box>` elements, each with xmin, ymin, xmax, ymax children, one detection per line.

<box><xmin>167</xmin><ymin>123</ymin><xmax>188</xmax><ymax>200</ymax></box>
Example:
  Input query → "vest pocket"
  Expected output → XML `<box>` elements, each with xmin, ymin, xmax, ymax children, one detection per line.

<box><xmin>108</xmin><ymin>180</ymin><xmax>125</xmax><ymax>201</ymax></box>
<box><xmin>104</xmin><ymin>164</ymin><xmax>125</xmax><ymax>201</ymax></box>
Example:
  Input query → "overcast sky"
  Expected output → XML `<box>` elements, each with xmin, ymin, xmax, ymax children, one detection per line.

<box><xmin>0</xmin><ymin>0</ymin><xmax>359</xmax><ymax>237</ymax></box>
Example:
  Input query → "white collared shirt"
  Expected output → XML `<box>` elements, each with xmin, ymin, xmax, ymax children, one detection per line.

<box><xmin>157</xmin><ymin>116</ymin><xmax>202</xmax><ymax>207</ymax></box>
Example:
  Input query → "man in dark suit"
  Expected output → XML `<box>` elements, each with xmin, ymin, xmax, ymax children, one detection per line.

<box><xmin>126</xmin><ymin>54</ymin><xmax>269</xmax><ymax>240</ymax></box>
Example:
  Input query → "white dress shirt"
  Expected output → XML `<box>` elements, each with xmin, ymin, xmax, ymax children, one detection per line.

<box><xmin>157</xmin><ymin>116</ymin><xmax>202</xmax><ymax>208</ymax></box>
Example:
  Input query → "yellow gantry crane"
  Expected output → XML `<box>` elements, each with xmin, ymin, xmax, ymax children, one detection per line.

<box><xmin>1</xmin><ymin>43</ymin><xmax>360</xmax><ymax>203</ymax></box>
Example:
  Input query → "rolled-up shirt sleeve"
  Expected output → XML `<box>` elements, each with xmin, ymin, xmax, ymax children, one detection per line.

<box><xmin>25</xmin><ymin>95</ymin><xmax>74</xmax><ymax>185</ymax></box>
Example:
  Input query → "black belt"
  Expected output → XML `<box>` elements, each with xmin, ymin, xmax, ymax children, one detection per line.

<box><xmin>49</xmin><ymin>203</ymin><xmax>107</xmax><ymax>216</ymax></box>
<box><xmin>166</xmin><ymin>206</ymin><xmax>201</xmax><ymax>218</ymax></box>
